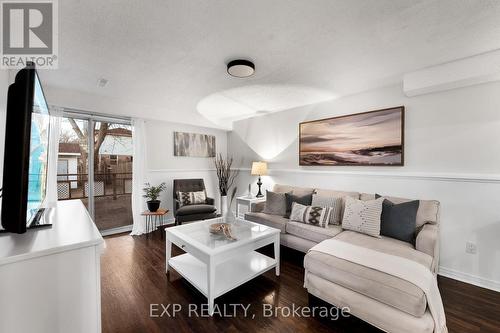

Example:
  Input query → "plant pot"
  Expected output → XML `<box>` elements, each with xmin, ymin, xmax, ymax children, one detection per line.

<box><xmin>147</xmin><ymin>200</ymin><xmax>161</xmax><ymax>212</ymax></box>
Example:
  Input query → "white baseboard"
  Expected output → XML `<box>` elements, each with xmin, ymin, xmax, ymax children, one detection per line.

<box><xmin>101</xmin><ymin>219</ymin><xmax>176</xmax><ymax>237</ymax></box>
<box><xmin>101</xmin><ymin>224</ymin><xmax>133</xmax><ymax>236</ymax></box>
<box><xmin>438</xmin><ymin>266</ymin><xmax>500</xmax><ymax>292</ymax></box>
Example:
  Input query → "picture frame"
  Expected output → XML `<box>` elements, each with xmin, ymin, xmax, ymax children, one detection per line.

<box><xmin>299</xmin><ymin>106</ymin><xmax>404</xmax><ymax>166</ymax></box>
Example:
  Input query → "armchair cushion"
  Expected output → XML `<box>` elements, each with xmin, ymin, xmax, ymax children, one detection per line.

<box><xmin>176</xmin><ymin>204</ymin><xmax>216</xmax><ymax>216</ymax></box>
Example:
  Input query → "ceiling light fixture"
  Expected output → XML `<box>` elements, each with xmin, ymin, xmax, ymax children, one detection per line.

<box><xmin>227</xmin><ymin>59</ymin><xmax>255</xmax><ymax>78</ymax></box>
<box><xmin>97</xmin><ymin>78</ymin><xmax>108</xmax><ymax>87</ymax></box>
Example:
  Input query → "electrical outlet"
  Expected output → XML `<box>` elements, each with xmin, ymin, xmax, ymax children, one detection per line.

<box><xmin>466</xmin><ymin>241</ymin><xmax>477</xmax><ymax>254</ymax></box>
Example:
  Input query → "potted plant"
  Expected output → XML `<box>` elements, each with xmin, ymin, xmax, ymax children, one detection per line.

<box><xmin>214</xmin><ymin>154</ymin><xmax>238</xmax><ymax>217</ymax></box>
<box><xmin>143</xmin><ymin>182</ymin><xmax>166</xmax><ymax>212</ymax></box>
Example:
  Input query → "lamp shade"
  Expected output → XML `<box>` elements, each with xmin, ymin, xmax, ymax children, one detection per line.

<box><xmin>251</xmin><ymin>161</ymin><xmax>268</xmax><ymax>176</ymax></box>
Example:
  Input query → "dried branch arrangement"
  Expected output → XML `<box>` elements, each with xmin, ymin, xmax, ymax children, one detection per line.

<box><xmin>214</xmin><ymin>154</ymin><xmax>238</xmax><ymax>196</ymax></box>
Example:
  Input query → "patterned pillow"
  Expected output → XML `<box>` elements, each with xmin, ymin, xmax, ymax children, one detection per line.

<box><xmin>342</xmin><ymin>196</ymin><xmax>384</xmax><ymax>237</ymax></box>
<box><xmin>177</xmin><ymin>191</ymin><xmax>206</xmax><ymax>207</ymax></box>
<box><xmin>311</xmin><ymin>194</ymin><xmax>343</xmax><ymax>225</ymax></box>
<box><xmin>289</xmin><ymin>203</ymin><xmax>332</xmax><ymax>228</ymax></box>
<box><xmin>284</xmin><ymin>192</ymin><xmax>313</xmax><ymax>218</ymax></box>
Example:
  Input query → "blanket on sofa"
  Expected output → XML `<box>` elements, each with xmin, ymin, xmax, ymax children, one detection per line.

<box><xmin>308</xmin><ymin>239</ymin><xmax>447</xmax><ymax>333</ymax></box>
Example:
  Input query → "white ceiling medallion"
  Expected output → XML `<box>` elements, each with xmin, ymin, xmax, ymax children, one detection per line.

<box><xmin>227</xmin><ymin>59</ymin><xmax>255</xmax><ymax>78</ymax></box>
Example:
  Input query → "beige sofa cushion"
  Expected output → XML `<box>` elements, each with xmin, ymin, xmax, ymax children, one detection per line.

<box><xmin>305</xmin><ymin>273</ymin><xmax>435</xmax><ymax>333</ymax></box>
<box><xmin>244</xmin><ymin>212</ymin><xmax>288</xmax><ymax>233</ymax></box>
<box><xmin>286</xmin><ymin>222</ymin><xmax>342</xmax><ymax>243</ymax></box>
<box><xmin>360</xmin><ymin>193</ymin><xmax>440</xmax><ymax>228</ymax></box>
<box><xmin>273</xmin><ymin>184</ymin><xmax>314</xmax><ymax>197</ymax></box>
<box><xmin>304</xmin><ymin>230</ymin><xmax>433</xmax><ymax>317</ymax></box>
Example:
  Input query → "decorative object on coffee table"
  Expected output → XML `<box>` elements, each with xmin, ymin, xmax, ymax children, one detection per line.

<box><xmin>143</xmin><ymin>182</ymin><xmax>166</xmax><ymax>212</ymax></box>
<box><xmin>214</xmin><ymin>154</ymin><xmax>238</xmax><ymax>216</ymax></box>
<box><xmin>209</xmin><ymin>222</ymin><xmax>236</xmax><ymax>240</ymax></box>
<box><xmin>251</xmin><ymin>161</ymin><xmax>267</xmax><ymax>197</ymax></box>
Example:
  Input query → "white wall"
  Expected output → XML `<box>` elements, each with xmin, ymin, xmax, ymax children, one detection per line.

<box><xmin>229</xmin><ymin>81</ymin><xmax>500</xmax><ymax>291</ymax></box>
<box><xmin>144</xmin><ymin>119</ymin><xmax>228</xmax><ymax>221</ymax></box>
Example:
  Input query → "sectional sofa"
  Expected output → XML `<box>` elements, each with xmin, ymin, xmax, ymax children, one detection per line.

<box><xmin>245</xmin><ymin>184</ymin><xmax>441</xmax><ymax>333</ymax></box>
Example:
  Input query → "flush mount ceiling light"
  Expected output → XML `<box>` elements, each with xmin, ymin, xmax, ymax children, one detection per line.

<box><xmin>97</xmin><ymin>78</ymin><xmax>108</xmax><ymax>87</ymax></box>
<box><xmin>227</xmin><ymin>59</ymin><xmax>255</xmax><ymax>78</ymax></box>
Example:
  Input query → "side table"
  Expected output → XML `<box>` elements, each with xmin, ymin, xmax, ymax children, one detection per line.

<box><xmin>141</xmin><ymin>209</ymin><xmax>169</xmax><ymax>238</ymax></box>
<box><xmin>235</xmin><ymin>196</ymin><xmax>266</xmax><ymax>219</ymax></box>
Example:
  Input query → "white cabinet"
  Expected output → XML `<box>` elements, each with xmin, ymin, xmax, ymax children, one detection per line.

<box><xmin>0</xmin><ymin>200</ymin><xmax>104</xmax><ymax>333</ymax></box>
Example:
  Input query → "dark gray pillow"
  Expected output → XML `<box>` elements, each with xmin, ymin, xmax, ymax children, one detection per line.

<box><xmin>262</xmin><ymin>190</ymin><xmax>289</xmax><ymax>216</ymax></box>
<box><xmin>284</xmin><ymin>192</ymin><xmax>313</xmax><ymax>218</ymax></box>
<box><xmin>376</xmin><ymin>194</ymin><xmax>420</xmax><ymax>244</ymax></box>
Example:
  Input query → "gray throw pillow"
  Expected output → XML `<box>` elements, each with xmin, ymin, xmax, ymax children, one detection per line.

<box><xmin>284</xmin><ymin>192</ymin><xmax>313</xmax><ymax>218</ymax></box>
<box><xmin>262</xmin><ymin>190</ymin><xmax>289</xmax><ymax>216</ymax></box>
<box><xmin>376</xmin><ymin>194</ymin><xmax>420</xmax><ymax>244</ymax></box>
<box><xmin>311</xmin><ymin>194</ymin><xmax>343</xmax><ymax>225</ymax></box>
<box><xmin>342</xmin><ymin>196</ymin><xmax>384</xmax><ymax>237</ymax></box>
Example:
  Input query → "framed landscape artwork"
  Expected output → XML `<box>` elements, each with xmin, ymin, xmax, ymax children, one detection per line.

<box><xmin>299</xmin><ymin>106</ymin><xmax>404</xmax><ymax>166</ymax></box>
<box><xmin>174</xmin><ymin>131</ymin><xmax>216</xmax><ymax>157</ymax></box>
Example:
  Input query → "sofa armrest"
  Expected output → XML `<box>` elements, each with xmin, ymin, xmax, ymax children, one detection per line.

<box><xmin>206</xmin><ymin>197</ymin><xmax>215</xmax><ymax>205</ymax></box>
<box><xmin>250</xmin><ymin>201</ymin><xmax>266</xmax><ymax>213</ymax></box>
<box><xmin>416</xmin><ymin>223</ymin><xmax>439</xmax><ymax>273</ymax></box>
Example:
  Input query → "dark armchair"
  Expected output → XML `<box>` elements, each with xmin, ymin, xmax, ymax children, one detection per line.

<box><xmin>173</xmin><ymin>179</ymin><xmax>217</xmax><ymax>224</ymax></box>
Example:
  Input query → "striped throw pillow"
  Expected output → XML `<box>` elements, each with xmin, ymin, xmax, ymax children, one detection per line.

<box><xmin>342</xmin><ymin>196</ymin><xmax>384</xmax><ymax>237</ymax></box>
<box><xmin>177</xmin><ymin>191</ymin><xmax>206</xmax><ymax>207</ymax></box>
<box><xmin>311</xmin><ymin>194</ymin><xmax>343</xmax><ymax>225</ymax></box>
<box><xmin>289</xmin><ymin>203</ymin><xmax>332</xmax><ymax>228</ymax></box>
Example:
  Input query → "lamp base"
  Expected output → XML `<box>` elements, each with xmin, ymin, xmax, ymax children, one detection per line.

<box><xmin>256</xmin><ymin>176</ymin><xmax>264</xmax><ymax>197</ymax></box>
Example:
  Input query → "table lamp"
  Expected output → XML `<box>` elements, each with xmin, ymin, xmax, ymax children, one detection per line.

<box><xmin>251</xmin><ymin>161</ymin><xmax>268</xmax><ymax>197</ymax></box>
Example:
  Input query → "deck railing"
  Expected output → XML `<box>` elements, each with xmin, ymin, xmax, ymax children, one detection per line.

<box><xmin>57</xmin><ymin>172</ymin><xmax>132</xmax><ymax>200</ymax></box>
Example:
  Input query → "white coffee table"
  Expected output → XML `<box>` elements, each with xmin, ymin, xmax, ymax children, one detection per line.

<box><xmin>165</xmin><ymin>216</ymin><xmax>280</xmax><ymax>315</ymax></box>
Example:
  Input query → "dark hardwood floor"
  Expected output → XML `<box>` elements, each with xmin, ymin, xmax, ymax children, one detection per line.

<box><xmin>101</xmin><ymin>230</ymin><xmax>500</xmax><ymax>333</ymax></box>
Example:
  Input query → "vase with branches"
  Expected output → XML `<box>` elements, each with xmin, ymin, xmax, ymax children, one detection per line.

<box><xmin>214</xmin><ymin>154</ymin><xmax>238</xmax><ymax>217</ymax></box>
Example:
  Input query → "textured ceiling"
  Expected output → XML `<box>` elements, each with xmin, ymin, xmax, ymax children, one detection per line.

<box><xmin>39</xmin><ymin>0</ymin><xmax>500</xmax><ymax>129</ymax></box>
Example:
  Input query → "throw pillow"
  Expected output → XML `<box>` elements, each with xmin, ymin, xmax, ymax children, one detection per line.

<box><xmin>289</xmin><ymin>203</ymin><xmax>331</xmax><ymax>228</ymax></box>
<box><xmin>177</xmin><ymin>191</ymin><xmax>206</xmax><ymax>207</ymax></box>
<box><xmin>342</xmin><ymin>196</ymin><xmax>384</xmax><ymax>237</ymax></box>
<box><xmin>262</xmin><ymin>190</ymin><xmax>289</xmax><ymax>216</ymax></box>
<box><xmin>376</xmin><ymin>194</ymin><xmax>420</xmax><ymax>244</ymax></box>
<box><xmin>311</xmin><ymin>194</ymin><xmax>343</xmax><ymax>225</ymax></box>
<box><xmin>284</xmin><ymin>192</ymin><xmax>313</xmax><ymax>218</ymax></box>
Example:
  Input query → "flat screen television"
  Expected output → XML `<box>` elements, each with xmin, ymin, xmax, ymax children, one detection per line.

<box><xmin>1</xmin><ymin>62</ymin><xmax>52</xmax><ymax>234</ymax></box>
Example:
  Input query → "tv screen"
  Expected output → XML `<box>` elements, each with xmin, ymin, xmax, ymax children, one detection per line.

<box><xmin>1</xmin><ymin>63</ymin><xmax>51</xmax><ymax>234</ymax></box>
<box><xmin>27</xmin><ymin>73</ymin><xmax>50</xmax><ymax>224</ymax></box>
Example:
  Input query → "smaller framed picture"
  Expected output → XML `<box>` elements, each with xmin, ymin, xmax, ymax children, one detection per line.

<box><xmin>174</xmin><ymin>131</ymin><xmax>216</xmax><ymax>157</ymax></box>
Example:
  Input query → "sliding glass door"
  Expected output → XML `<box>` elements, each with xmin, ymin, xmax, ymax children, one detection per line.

<box><xmin>92</xmin><ymin>121</ymin><xmax>133</xmax><ymax>230</ymax></box>
<box><xmin>56</xmin><ymin>113</ymin><xmax>133</xmax><ymax>232</ymax></box>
